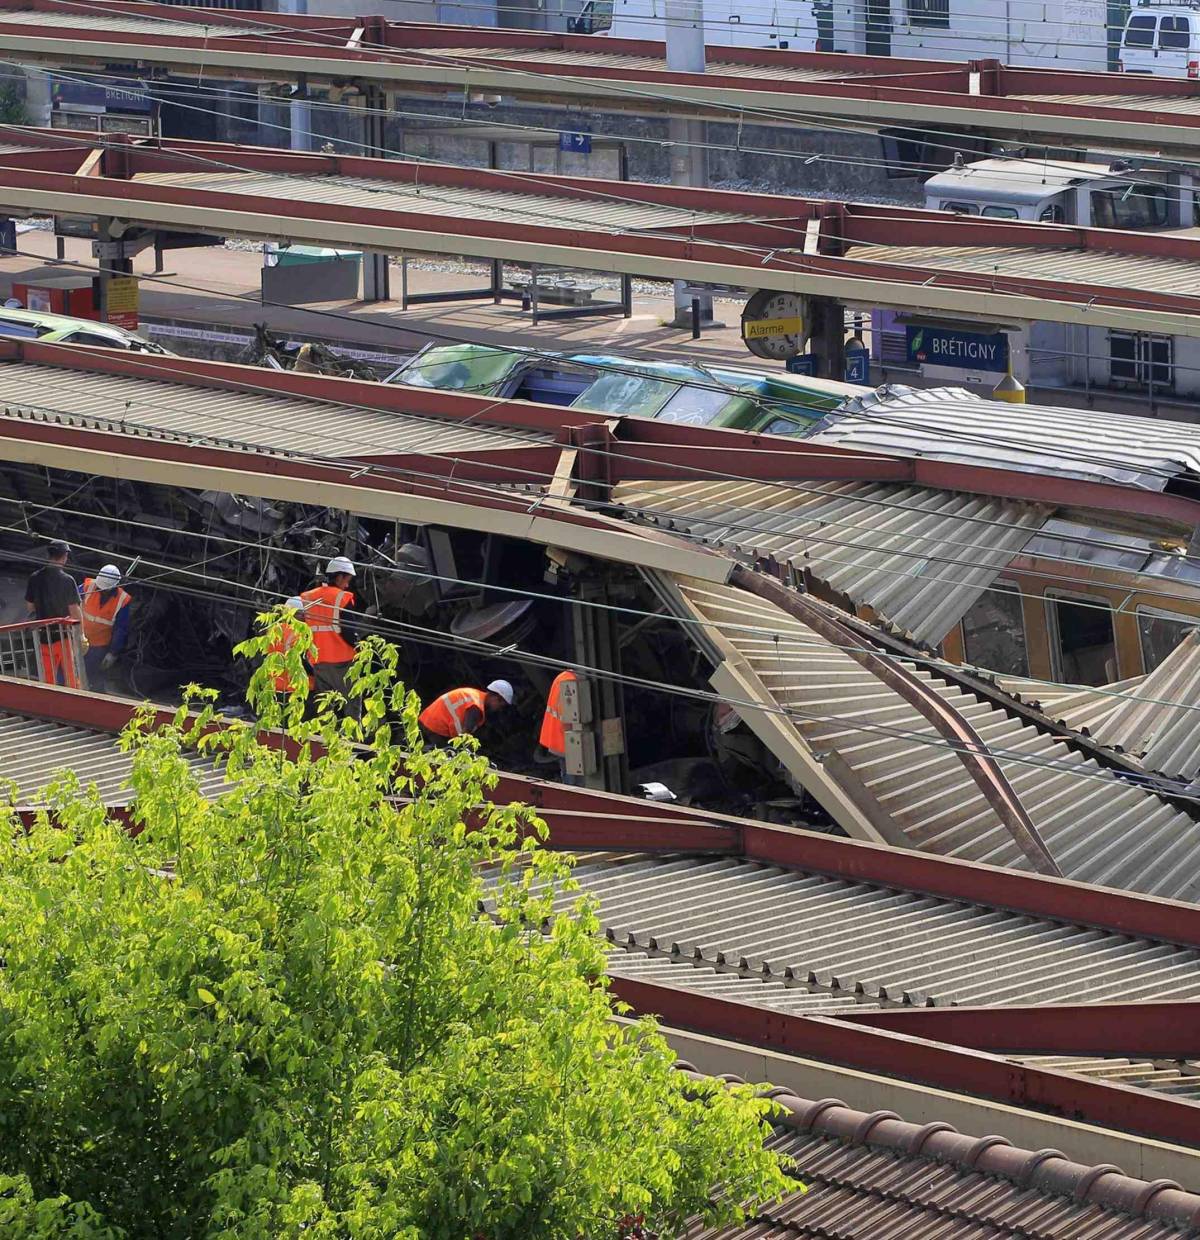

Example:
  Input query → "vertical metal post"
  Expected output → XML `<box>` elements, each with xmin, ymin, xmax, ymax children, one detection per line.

<box><xmin>691</xmin><ymin>297</ymin><xmax>701</xmax><ymax>339</ymax></box>
<box><xmin>360</xmin><ymin>85</ymin><xmax>391</xmax><ymax>303</ymax></box>
<box><xmin>488</xmin><ymin>139</ymin><xmax>504</xmax><ymax>303</ymax></box>
<box><xmin>530</xmin><ymin>263</ymin><xmax>540</xmax><ymax>327</ymax></box>
<box><xmin>809</xmin><ymin>295</ymin><xmax>846</xmax><ymax>380</ymax></box>
<box><xmin>570</xmin><ymin>582</ymin><xmax>629</xmax><ymax>794</ymax></box>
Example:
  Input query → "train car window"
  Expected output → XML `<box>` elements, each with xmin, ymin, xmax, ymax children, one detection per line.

<box><xmin>940</xmin><ymin>201</ymin><xmax>980</xmax><ymax>214</ymax></box>
<box><xmin>960</xmin><ymin>582</ymin><xmax>1028</xmax><ymax>676</ymax></box>
<box><xmin>1047</xmin><ymin>593</ymin><xmax>1117</xmax><ymax>686</ymax></box>
<box><xmin>981</xmin><ymin>206</ymin><xmax>1019</xmax><ymax>218</ymax></box>
<box><xmin>1039</xmin><ymin>204</ymin><xmax>1065</xmax><ymax>223</ymax></box>
<box><xmin>655</xmin><ymin>385</ymin><xmax>732</xmax><ymax>426</ymax></box>
<box><xmin>1137</xmin><ymin>608</ymin><xmax>1197</xmax><ymax>673</ymax></box>
<box><xmin>1090</xmin><ymin>183</ymin><xmax>1169</xmax><ymax>230</ymax></box>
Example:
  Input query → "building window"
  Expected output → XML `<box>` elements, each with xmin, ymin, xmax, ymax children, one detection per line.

<box><xmin>1138</xmin><ymin>608</ymin><xmax>1197</xmax><ymax>673</ymax></box>
<box><xmin>1047</xmin><ymin>594</ymin><xmax>1117</xmax><ymax>686</ymax></box>
<box><xmin>1110</xmin><ymin>332</ymin><xmax>1174</xmax><ymax>392</ymax></box>
<box><xmin>961</xmin><ymin>582</ymin><xmax>1029</xmax><ymax>676</ymax></box>
<box><xmin>908</xmin><ymin>0</ymin><xmax>949</xmax><ymax>25</ymax></box>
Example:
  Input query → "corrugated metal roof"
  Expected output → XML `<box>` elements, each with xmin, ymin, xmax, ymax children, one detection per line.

<box><xmin>0</xmin><ymin>710</ymin><xmax>225</xmax><ymax>806</ymax></box>
<box><xmin>670</xmin><ymin>574</ymin><xmax>1200</xmax><ymax>900</ymax></box>
<box><xmin>1088</xmin><ymin>629</ymin><xmax>1200</xmax><ymax>781</ymax></box>
<box><xmin>616</xmin><ymin>478</ymin><xmax>1048</xmax><ymax>646</ymax></box>
<box><xmin>420</xmin><ymin>44</ymin><xmax>869</xmax><ymax>84</ymax></box>
<box><xmin>686</xmin><ymin>1122</ymin><xmax>1199</xmax><ymax>1240</ymax></box>
<box><xmin>811</xmin><ymin>385</ymin><xmax>1200</xmax><ymax>492</ymax></box>
<box><xmin>1016</xmin><ymin>90</ymin><xmax>1200</xmax><ymax>119</ymax></box>
<box><xmin>503</xmin><ymin>853</ymin><xmax>1200</xmax><ymax>1006</ymax></box>
<box><xmin>133</xmin><ymin>169</ymin><xmax>763</xmax><ymax>234</ymax></box>
<box><xmin>0</xmin><ymin>360</ymin><xmax>547</xmax><ymax>459</ymax></box>
<box><xmin>0</xmin><ymin>8</ymin><xmax>259</xmax><ymax>33</ymax></box>
<box><xmin>1017</xmin><ymin>1055</ymin><xmax>1200</xmax><ymax>1101</ymax></box>
<box><xmin>847</xmin><ymin>240</ymin><xmax>1200</xmax><ymax>296</ymax></box>
<box><xmin>995</xmin><ymin>673</ymin><xmax>1139</xmax><ymax>736</ymax></box>
<box><xmin>607</xmin><ymin>948</ymin><xmax>869</xmax><ymax>1016</ymax></box>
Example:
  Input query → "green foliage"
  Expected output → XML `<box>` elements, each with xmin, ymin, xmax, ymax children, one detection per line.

<box><xmin>0</xmin><ymin>86</ymin><xmax>26</xmax><ymax>126</ymax></box>
<box><xmin>0</xmin><ymin>613</ymin><xmax>790</xmax><ymax>1238</ymax></box>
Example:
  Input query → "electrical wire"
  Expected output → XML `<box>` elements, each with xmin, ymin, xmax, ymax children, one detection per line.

<box><xmin>8</xmin><ymin>515</ymin><xmax>1198</xmax><ymax>805</ymax></box>
<box><xmin>14</xmin><ymin>478</ymin><xmax>1200</xmax><ymax>728</ymax></box>
<box><xmin>11</xmin><ymin>239</ymin><xmax>1200</xmax><ymax>619</ymax></box>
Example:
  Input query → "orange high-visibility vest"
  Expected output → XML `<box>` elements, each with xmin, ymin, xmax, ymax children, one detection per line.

<box><xmin>268</xmin><ymin>622</ymin><xmax>315</xmax><ymax>693</ymax></box>
<box><xmin>80</xmin><ymin>577</ymin><xmax>131</xmax><ymax>649</ymax></box>
<box><xmin>299</xmin><ymin>585</ymin><xmax>356</xmax><ymax>664</ymax></box>
<box><xmin>539</xmin><ymin>670</ymin><xmax>577</xmax><ymax>756</ymax></box>
<box><xmin>419</xmin><ymin>687</ymin><xmax>489</xmax><ymax>738</ymax></box>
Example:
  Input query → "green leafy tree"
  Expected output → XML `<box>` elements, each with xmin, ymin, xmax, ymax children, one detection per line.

<box><xmin>0</xmin><ymin>615</ymin><xmax>790</xmax><ymax>1238</ymax></box>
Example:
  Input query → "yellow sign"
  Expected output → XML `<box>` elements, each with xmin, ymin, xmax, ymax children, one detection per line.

<box><xmin>105</xmin><ymin>276</ymin><xmax>139</xmax><ymax>331</ymax></box>
<box><xmin>744</xmin><ymin>316</ymin><xmax>803</xmax><ymax>340</ymax></box>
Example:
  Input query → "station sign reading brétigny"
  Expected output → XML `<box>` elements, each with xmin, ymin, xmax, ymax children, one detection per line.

<box><xmin>906</xmin><ymin>325</ymin><xmax>1009</xmax><ymax>373</ymax></box>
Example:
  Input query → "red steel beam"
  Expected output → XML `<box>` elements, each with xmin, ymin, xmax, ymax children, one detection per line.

<box><xmin>8</xmin><ymin>339</ymin><xmax>1200</xmax><ymax>531</ymax></box>
<box><xmin>836</xmin><ymin>1002</ymin><xmax>1200</xmax><ymax>1058</ymax></box>
<box><xmin>8</xmin><ymin>674</ymin><xmax>1200</xmax><ymax>948</ymax></box>
<box><xmin>609</xmin><ymin>976</ymin><xmax>1200</xmax><ymax>1148</ymax></box>
<box><xmin>1</xmin><ymin>130</ymin><xmax>1199</xmax><ymax>320</ymax></box>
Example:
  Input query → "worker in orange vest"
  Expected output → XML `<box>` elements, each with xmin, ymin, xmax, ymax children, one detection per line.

<box><xmin>419</xmin><ymin>679</ymin><xmax>514</xmax><ymax>745</ymax></box>
<box><xmin>538</xmin><ymin>669</ymin><xmax>580</xmax><ymax>785</ymax></box>
<box><xmin>24</xmin><ymin>539</ymin><xmax>84</xmax><ymax>689</ymax></box>
<box><xmin>80</xmin><ymin>563</ymin><xmax>131</xmax><ymax>694</ymax></box>
<box><xmin>299</xmin><ymin>556</ymin><xmax>360</xmax><ymax>709</ymax></box>
<box><xmin>268</xmin><ymin>596</ymin><xmax>315</xmax><ymax>698</ymax></box>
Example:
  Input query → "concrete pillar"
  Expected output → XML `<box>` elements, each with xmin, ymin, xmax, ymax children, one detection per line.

<box><xmin>23</xmin><ymin>68</ymin><xmax>51</xmax><ymax>128</ymax></box>
<box><xmin>666</xmin><ymin>0</ymin><xmax>712</xmax><ymax>326</ymax></box>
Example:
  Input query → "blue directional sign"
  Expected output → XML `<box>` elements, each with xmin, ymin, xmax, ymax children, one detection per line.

<box><xmin>844</xmin><ymin>348</ymin><xmax>869</xmax><ymax>383</ymax></box>
<box><xmin>785</xmin><ymin>353</ymin><xmax>816</xmax><ymax>376</ymax></box>
<box><xmin>559</xmin><ymin>131</ymin><xmax>593</xmax><ymax>154</ymax></box>
<box><xmin>906</xmin><ymin>324</ymin><xmax>1008</xmax><ymax>373</ymax></box>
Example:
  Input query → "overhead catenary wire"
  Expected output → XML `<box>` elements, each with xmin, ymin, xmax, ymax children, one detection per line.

<box><xmin>9</xmin><ymin>518</ymin><xmax>1199</xmax><ymax>806</ymax></box>
<box><xmin>11</xmin><ymin>239</ymin><xmax>1200</xmax><ymax>616</ymax></box>
<box><xmin>16</xmin><ymin>479</ymin><xmax>1200</xmax><ymax>731</ymax></box>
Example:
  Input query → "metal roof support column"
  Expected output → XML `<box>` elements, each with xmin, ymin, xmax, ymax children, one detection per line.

<box><xmin>360</xmin><ymin>85</ymin><xmax>391</xmax><ymax>303</ymax></box>
<box><xmin>570</xmin><ymin>577</ymin><xmax>630</xmax><ymax>796</ymax></box>
<box><xmin>808</xmin><ymin>295</ymin><xmax>846</xmax><ymax>381</ymax></box>
<box><xmin>94</xmin><ymin>218</ymin><xmax>132</xmax><ymax>326</ymax></box>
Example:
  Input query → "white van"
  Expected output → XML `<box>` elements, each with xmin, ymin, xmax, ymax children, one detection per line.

<box><xmin>569</xmin><ymin>0</ymin><xmax>821</xmax><ymax>52</ymax></box>
<box><xmin>1119</xmin><ymin>1</ymin><xmax>1200</xmax><ymax>76</ymax></box>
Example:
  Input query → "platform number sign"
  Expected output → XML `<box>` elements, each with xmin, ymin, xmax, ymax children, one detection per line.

<box><xmin>560</xmin><ymin>131</ymin><xmax>593</xmax><ymax>154</ymax></box>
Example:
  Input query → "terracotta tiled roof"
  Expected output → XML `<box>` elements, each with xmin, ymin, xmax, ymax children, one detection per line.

<box><xmin>682</xmin><ymin>1070</ymin><xmax>1200</xmax><ymax>1239</ymax></box>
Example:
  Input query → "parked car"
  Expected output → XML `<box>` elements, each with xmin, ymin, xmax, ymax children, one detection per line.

<box><xmin>386</xmin><ymin>343</ymin><xmax>862</xmax><ymax>431</ymax></box>
<box><xmin>1119</xmin><ymin>1</ymin><xmax>1200</xmax><ymax>76</ymax></box>
<box><xmin>0</xmin><ymin>307</ymin><xmax>172</xmax><ymax>354</ymax></box>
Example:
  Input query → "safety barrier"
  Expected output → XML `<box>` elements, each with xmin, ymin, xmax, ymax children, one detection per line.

<box><xmin>0</xmin><ymin>618</ymin><xmax>87</xmax><ymax>690</ymax></box>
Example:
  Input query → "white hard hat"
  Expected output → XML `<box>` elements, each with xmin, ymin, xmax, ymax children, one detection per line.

<box><xmin>95</xmin><ymin>564</ymin><xmax>121</xmax><ymax>589</ymax></box>
<box><xmin>284</xmin><ymin>596</ymin><xmax>304</xmax><ymax>611</ymax></box>
<box><xmin>486</xmin><ymin>679</ymin><xmax>514</xmax><ymax>705</ymax></box>
<box><xmin>325</xmin><ymin>555</ymin><xmax>356</xmax><ymax>577</ymax></box>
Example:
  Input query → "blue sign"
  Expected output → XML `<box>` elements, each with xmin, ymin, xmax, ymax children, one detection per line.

<box><xmin>559</xmin><ymin>131</ymin><xmax>592</xmax><ymax>154</ymax></box>
<box><xmin>906</xmin><ymin>324</ymin><xmax>1008</xmax><ymax>373</ymax></box>
<box><xmin>51</xmin><ymin>76</ymin><xmax>153</xmax><ymax>114</ymax></box>
<box><xmin>844</xmin><ymin>348</ymin><xmax>869</xmax><ymax>384</ymax></box>
<box><xmin>785</xmin><ymin>353</ymin><xmax>816</xmax><ymax>376</ymax></box>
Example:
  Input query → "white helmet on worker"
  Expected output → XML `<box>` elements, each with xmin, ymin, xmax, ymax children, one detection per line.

<box><xmin>325</xmin><ymin>555</ymin><xmax>356</xmax><ymax>577</ymax></box>
<box><xmin>284</xmin><ymin>596</ymin><xmax>304</xmax><ymax>611</ymax></box>
<box><xmin>486</xmin><ymin>679</ymin><xmax>514</xmax><ymax>706</ymax></box>
<box><xmin>95</xmin><ymin>564</ymin><xmax>121</xmax><ymax>590</ymax></box>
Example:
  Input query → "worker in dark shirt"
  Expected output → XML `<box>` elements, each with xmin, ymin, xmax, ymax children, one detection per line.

<box><xmin>25</xmin><ymin>539</ymin><xmax>84</xmax><ymax>688</ymax></box>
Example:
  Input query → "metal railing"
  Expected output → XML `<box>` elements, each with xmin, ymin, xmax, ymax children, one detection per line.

<box><xmin>0</xmin><ymin>618</ymin><xmax>88</xmax><ymax>690</ymax></box>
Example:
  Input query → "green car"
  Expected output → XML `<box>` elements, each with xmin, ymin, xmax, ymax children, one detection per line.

<box><xmin>0</xmin><ymin>307</ymin><xmax>171</xmax><ymax>354</ymax></box>
<box><xmin>387</xmin><ymin>343</ymin><xmax>864</xmax><ymax>432</ymax></box>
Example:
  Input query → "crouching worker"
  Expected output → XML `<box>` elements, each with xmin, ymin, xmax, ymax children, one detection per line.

<box><xmin>418</xmin><ymin>679</ymin><xmax>514</xmax><ymax>747</ymax></box>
